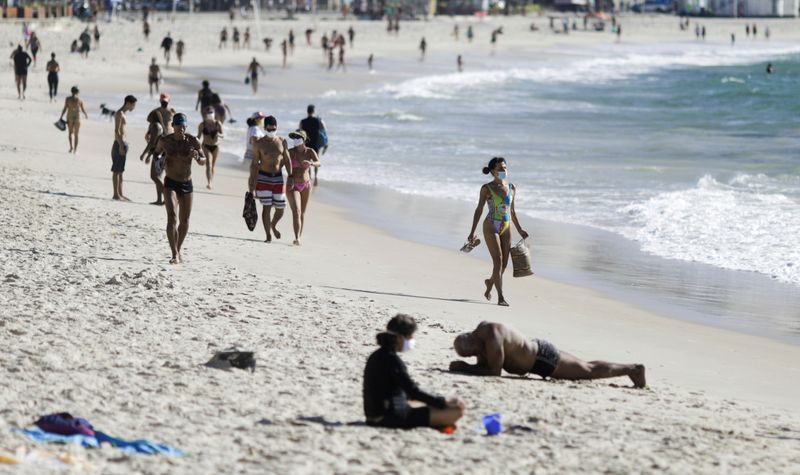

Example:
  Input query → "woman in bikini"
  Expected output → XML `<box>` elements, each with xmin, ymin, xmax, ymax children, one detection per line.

<box><xmin>197</xmin><ymin>106</ymin><xmax>224</xmax><ymax>189</ymax></box>
<box><xmin>467</xmin><ymin>157</ymin><xmax>528</xmax><ymax>307</ymax></box>
<box><xmin>286</xmin><ymin>130</ymin><xmax>320</xmax><ymax>246</ymax></box>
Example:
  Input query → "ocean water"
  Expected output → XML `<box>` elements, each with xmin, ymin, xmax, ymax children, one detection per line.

<box><xmin>281</xmin><ymin>41</ymin><xmax>800</xmax><ymax>288</ymax></box>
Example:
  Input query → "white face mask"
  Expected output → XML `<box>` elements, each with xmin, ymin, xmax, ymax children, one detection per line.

<box><xmin>497</xmin><ymin>170</ymin><xmax>508</xmax><ymax>180</ymax></box>
<box><xmin>265</xmin><ymin>129</ymin><xmax>276</xmax><ymax>138</ymax></box>
<box><xmin>292</xmin><ymin>138</ymin><xmax>304</xmax><ymax>148</ymax></box>
<box><xmin>402</xmin><ymin>338</ymin><xmax>416</xmax><ymax>352</ymax></box>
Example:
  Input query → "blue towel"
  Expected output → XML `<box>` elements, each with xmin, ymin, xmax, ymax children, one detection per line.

<box><xmin>11</xmin><ymin>427</ymin><xmax>184</xmax><ymax>457</ymax></box>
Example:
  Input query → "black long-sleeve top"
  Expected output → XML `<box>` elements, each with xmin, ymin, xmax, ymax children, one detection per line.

<box><xmin>363</xmin><ymin>346</ymin><xmax>446</xmax><ymax>420</ymax></box>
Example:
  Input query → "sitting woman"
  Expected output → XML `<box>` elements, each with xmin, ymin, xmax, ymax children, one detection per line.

<box><xmin>363</xmin><ymin>314</ymin><xmax>465</xmax><ymax>430</ymax></box>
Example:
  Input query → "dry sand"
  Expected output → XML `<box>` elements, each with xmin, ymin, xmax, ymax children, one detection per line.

<box><xmin>1</xmin><ymin>13</ymin><xmax>800</xmax><ymax>474</ymax></box>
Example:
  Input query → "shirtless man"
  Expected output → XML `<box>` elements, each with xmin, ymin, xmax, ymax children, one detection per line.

<box><xmin>10</xmin><ymin>45</ymin><xmax>31</xmax><ymax>100</ymax></box>
<box><xmin>59</xmin><ymin>86</ymin><xmax>88</xmax><ymax>154</ymax></box>
<box><xmin>154</xmin><ymin>113</ymin><xmax>205</xmax><ymax>264</ymax></box>
<box><xmin>140</xmin><ymin>93</ymin><xmax>175</xmax><ymax>204</ymax></box>
<box><xmin>247</xmin><ymin>57</ymin><xmax>265</xmax><ymax>94</ymax></box>
<box><xmin>248</xmin><ymin>116</ymin><xmax>292</xmax><ymax>243</ymax></box>
<box><xmin>112</xmin><ymin>95</ymin><xmax>137</xmax><ymax>201</ymax></box>
<box><xmin>176</xmin><ymin>40</ymin><xmax>185</xmax><ymax>66</ymax></box>
<box><xmin>197</xmin><ymin>106</ymin><xmax>224</xmax><ymax>189</ymax></box>
<box><xmin>195</xmin><ymin>80</ymin><xmax>214</xmax><ymax>116</ymax></box>
<box><xmin>46</xmin><ymin>53</ymin><xmax>60</xmax><ymax>101</ymax></box>
<box><xmin>148</xmin><ymin>57</ymin><xmax>162</xmax><ymax>98</ymax></box>
<box><xmin>449</xmin><ymin>321</ymin><xmax>646</xmax><ymax>388</ymax></box>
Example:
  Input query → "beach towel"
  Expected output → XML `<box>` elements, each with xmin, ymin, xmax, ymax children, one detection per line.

<box><xmin>11</xmin><ymin>427</ymin><xmax>184</xmax><ymax>457</ymax></box>
<box><xmin>242</xmin><ymin>192</ymin><xmax>258</xmax><ymax>231</ymax></box>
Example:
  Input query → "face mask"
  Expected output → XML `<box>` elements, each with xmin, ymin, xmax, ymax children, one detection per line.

<box><xmin>292</xmin><ymin>138</ymin><xmax>304</xmax><ymax>148</ymax></box>
<box><xmin>497</xmin><ymin>170</ymin><xmax>507</xmax><ymax>180</ymax></box>
<box><xmin>402</xmin><ymin>338</ymin><xmax>416</xmax><ymax>353</ymax></box>
<box><xmin>265</xmin><ymin>130</ymin><xmax>276</xmax><ymax>138</ymax></box>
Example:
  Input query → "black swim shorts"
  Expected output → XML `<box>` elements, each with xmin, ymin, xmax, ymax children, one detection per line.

<box><xmin>111</xmin><ymin>142</ymin><xmax>128</xmax><ymax>173</ymax></box>
<box><xmin>367</xmin><ymin>406</ymin><xmax>430</xmax><ymax>430</ymax></box>
<box><xmin>164</xmin><ymin>176</ymin><xmax>193</xmax><ymax>196</ymax></box>
<box><xmin>531</xmin><ymin>339</ymin><xmax>561</xmax><ymax>378</ymax></box>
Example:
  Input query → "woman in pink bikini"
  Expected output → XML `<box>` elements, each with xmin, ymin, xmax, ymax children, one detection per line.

<box><xmin>286</xmin><ymin>130</ymin><xmax>320</xmax><ymax>246</ymax></box>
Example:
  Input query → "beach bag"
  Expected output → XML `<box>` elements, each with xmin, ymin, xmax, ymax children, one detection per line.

<box><xmin>54</xmin><ymin>119</ymin><xmax>66</xmax><ymax>131</ymax></box>
<box><xmin>244</xmin><ymin>76</ymin><xmax>250</xmax><ymax>85</ymax></box>
<box><xmin>35</xmin><ymin>413</ymin><xmax>95</xmax><ymax>436</ymax></box>
<box><xmin>510</xmin><ymin>239</ymin><xmax>534</xmax><ymax>278</ymax></box>
<box><xmin>243</xmin><ymin>192</ymin><xmax>258</xmax><ymax>231</ymax></box>
<box><xmin>318</xmin><ymin>125</ymin><xmax>329</xmax><ymax>147</ymax></box>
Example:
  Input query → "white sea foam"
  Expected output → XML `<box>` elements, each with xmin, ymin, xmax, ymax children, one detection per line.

<box><xmin>619</xmin><ymin>175</ymin><xmax>800</xmax><ymax>285</ymax></box>
<box><xmin>379</xmin><ymin>44</ymin><xmax>800</xmax><ymax>99</ymax></box>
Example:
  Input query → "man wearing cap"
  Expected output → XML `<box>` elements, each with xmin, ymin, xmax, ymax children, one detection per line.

<box><xmin>148</xmin><ymin>57</ymin><xmax>162</xmax><ymax>98</ymax></box>
<box><xmin>154</xmin><ymin>112</ymin><xmax>206</xmax><ymax>264</ymax></box>
<box><xmin>249</xmin><ymin>115</ymin><xmax>292</xmax><ymax>243</ymax></box>
<box><xmin>59</xmin><ymin>86</ymin><xmax>88</xmax><ymax>154</ymax></box>
<box><xmin>299</xmin><ymin>104</ymin><xmax>327</xmax><ymax>186</ymax></box>
<box><xmin>112</xmin><ymin>95</ymin><xmax>137</xmax><ymax>201</ymax></box>
<box><xmin>140</xmin><ymin>93</ymin><xmax>175</xmax><ymax>205</ymax></box>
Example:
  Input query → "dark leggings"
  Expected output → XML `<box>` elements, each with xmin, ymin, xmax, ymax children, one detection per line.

<box><xmin>47</xmin><ymin>73</ymin><xmax>58</xmax><ymax>99</ymax></box>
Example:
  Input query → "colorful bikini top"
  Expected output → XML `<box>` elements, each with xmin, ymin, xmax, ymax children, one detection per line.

<box><xmin>487</xmin><ymin>183</ymin><xmax>514</xmax><ymax>222</ymax></box>
<box><xmin>290</xmin><ymin>149</ymin><xmax>310</xmax><ymax>170</ymax></box>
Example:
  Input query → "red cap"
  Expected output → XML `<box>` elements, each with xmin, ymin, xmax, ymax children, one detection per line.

<box><xmin>159</xmin><ymin>93</ymin><xmax>171</xmax><ymax>102</ymax></box>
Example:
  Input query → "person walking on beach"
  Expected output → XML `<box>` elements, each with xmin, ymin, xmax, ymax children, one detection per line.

<box><xmin>281</xmin><ymin>39</ymin><xmax>288</xmax><ymax>68</ymax></box>
<box><xmin>161</xmin><ymin>33</ymin><xmax>173</xmax><ymax>66</ymax></box>
<box><xmin>46</xmin><ymin>53</ymin><xmax>59</xmax><ymax>101</ymax></box>
<box><xmin>79</xmin><ymin>28</ymin><xmax>91</xmax><ymax>58</ymax></box>
<box><xmin>111</xmin><ymin>95</ymin><xmax>137</xmax><ymax>201</ymax></box>
<box><xmin>244</xmin><ymin>27</ymin><xmax>251</xmax><ymax>48</ymax></box>
<box><xmin>327</xmin><ymin>47</ymin><xmax>334</xmax><ymax>70</ymax></box>
<box><xmin>368</xmin><ymin>53</ymin><xmax>374</xmax><ymax>71</ymax></box>
<box><xmin>59</xmin><ymin>86</ymin><xmax>88</xmax><ymax>153</ymax></box>
<box><xmin>219</xmin><ymin>27</ymin><xmax>228</xmax><ymax>49</ymax></box>
<box><xmin>148</xmin><ymin>57</ymin><xmax>162</xmax><ymax>98</ymax></box>
<box><xmin>247</xmin><ymin>57</ymin><xmax>265</xmax><ymax>94</ymax></box>
<box><xmin>243</xmin><ymin>112</ymin><xmax>265</xmax><ymax>161</ymax></box>
<box><xmin>286</xmin><ymin>130</ymin><xmax>320</xmax><ymax>246</ymax></box>
<box><xmin>288</xmin><ymin>29</ymin><xmax>295</xmax><ymax>54</ymax></box>
<box><xmin>27</xmin><ymin>32</ymin><xmax>40</xmax><ymax>65</ymax></box>
<box><xmin>305</xmin><ymin>27</ymin><xmax>313</xmax><ymax>46</ymax></box>
<box><xmin>154</xmin><ymin>113</ymin><xmax>206</xmax><ymax>264</ymax></box>
<box><xmin>143</xmin><ymin>21</ymin><xmax>150</xmax><ymax>41</ymax></box>
<box><xmin>419</xmin><ymin>37</ymin><xmax>427</xmax><ymax>61</ymax></box>
<box><xmin>249</xmin><ymin>115</ymin><xmax>292</xmax><ymax>243</ymax></box>
<box><xmin>336</xmin><ymin>45</ymin><xmax>346</xmax><ymax>71</ymax></box>
<box><xmin>347</xmin><ymin>26</ymin><xmax>355</xmax><ymax>47</ymax></box>
<box><xmin>452</xmin><ymin>24</ymin><xmax>459</xmax><ymax>40</ymax></box>
<box><xmin>210</xmin><ymin>93</ymin><xmax>233</xmax><ymax>124</ymax></box>
<box><xmin>141</xmin><ymin>93</ymin><xmax>175</xmax><ymax>204</ymax></box>
<box><xmin>364</xmin><ymin>314</ymin><xmax>466</xmax><ymax>430</ymax></box>
<box><xmin>450</xmin><ymin>321</ymin><xmax>647</xmax><ymax>388</ymax></box>
<box><xmin>466</xmin><ymin>157</ymin><xmax>529</xmax><ymax>307</ymax></box>
<box><xmin>467</xmin><ymin>25</ymin><xmax>474</xmax><ymax>42</ymax></box>
<box><xmin>299</xmin><ymin>104</ymin><xmax>327</xmax><ymax>186</ymax></box>
<box><xmin>93</xmin><ymin>25</ymin><xmax>100</xmax><ymax>49</ymax></box>
<box><xmin>232</xmin><ymin>27</ymin><xmax>241</xmax><ymax>50</ymax></box>
<box><xmin>730</xmin><ymin>33</ymin><xmax>735</xmax><ymax>45</ymax></box>
<box><xmin>195</xmin><ymin>80</ymin><xmax>214</xmax><ymax>116</ymax></box>
<box><xmin>457</xmin><ymin>54</ymin><xmax>463</xmax><ymax>72</ymax></box>
<box><xmin>197</xmin><ymin>106</ymin><xmax>224</xmax><ymax>189</ymax></box>
<box><xmin>176</xmin><ymin>40</ymin><xmax>185</xmax><ymax>67</ymax></box>
<box><xmin>10</xmin><ymin>45</ymin><xmax>31</xmax><ymax>100</ymax></box>
<box><xmin>745</xmin><ymin>24</ymin><xmax>750</xmax><ymax>37</ymax></box>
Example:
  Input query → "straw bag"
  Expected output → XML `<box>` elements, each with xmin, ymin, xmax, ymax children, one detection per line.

<box><xmin>510</xmin><ymin>239</ymin><xmax>534</xmax><ymax>278</ymax></box>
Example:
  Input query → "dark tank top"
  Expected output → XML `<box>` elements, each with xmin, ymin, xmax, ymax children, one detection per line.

<box><xmin>300</xmin><ymin>116</ymin><xmax>322</xmax><ymax>150</ymax></box>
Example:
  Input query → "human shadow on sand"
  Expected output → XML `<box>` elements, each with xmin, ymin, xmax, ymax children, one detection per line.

<box><xmin>320</xmin><ymin>286</ymin><xmax>491</xmax><ymax>306</ymax></box>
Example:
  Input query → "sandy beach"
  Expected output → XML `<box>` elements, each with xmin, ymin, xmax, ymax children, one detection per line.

<box><xmin>2</xmin><ymin>12</ymin><xmax>800</xmax><ymax>474</ymax></box>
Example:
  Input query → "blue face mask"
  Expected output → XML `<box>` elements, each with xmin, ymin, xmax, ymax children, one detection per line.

<box><xmin>497</xmin><ymin>171</ymin><xmax>507</xmax><ymax>180</ymax></box>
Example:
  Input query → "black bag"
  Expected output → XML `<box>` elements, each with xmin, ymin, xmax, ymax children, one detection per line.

<box><xmin>243</xmin><ymin>192</ymin><xmax>258</xmax><ymax>231</ymax></box>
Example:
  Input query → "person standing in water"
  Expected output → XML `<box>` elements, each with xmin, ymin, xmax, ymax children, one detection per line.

<box><xmin>249</xmin><ymin>115</ymin><xmax>292</xmax><ymax>243</ymax></box>
<box><xmin>286</xmin><ymin>130</ymin><xmax>320</xmax><ymax>246</ymax></box>
<box><xmin>10</xmin><ymin>45</ymin><xmax>31</xmax><ymax>100</ymax></box>
<box><xmin>247</xmin><ymin>57</ymin><xmax>265</xmax><ymax>94</ymax></box>
<box><xmin>466</xmin><ymin>157</ymin><xmax>529</xmax><ymax>306</ymax></box>
<box><xmin>111</xmin><ymin>95</ymin><xmax>137</xmax><ymax>201</ymax></box>
<box><xmin>457</xmin><ymin>54</ymin><xmax>463</xmax><ymax>72</ymax></box>
<box><xmin>197</xmin><ymin>106</ymin><xmax>224</xmax><ymax>189</ymax></box>
<box><xmin>281</xmin><ymin>39</ymin><xmax>288</xmax><ymax>68</ymax></box>
<box><xmin>419</xmin><ymin>37</ymin><xmax>427</xmax><ymax>61</ymax></box>
<box><xmin>59</xmin><ymin>86</ymin><xmax>88</xmax><ymax>153</ymax></box>
<box><xmin>148</xmin><ymin>57</ymin><xmax>162</xmax><ymax>98</ymax></box>
<box><xmin>154</xmin><ymin>113</ymin><xmax>206</xmax><ymax>264</ymax></box>
<box><xmin>176</xmin><ymin>39</ymin><xmax>185</xmax><ymax>67</ymax></box>
<box><xmin>368</xmin><ymin>53</ymin><xmax>374</xmax><ymax>71</ymax></box>
<box><xmin>46</xmin><ymin>53</ymin><xmax>60</xmax><ymax>101</ymax></box>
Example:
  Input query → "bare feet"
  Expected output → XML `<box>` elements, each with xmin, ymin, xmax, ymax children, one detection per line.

<box><xmin>484</xmin><ymin>279</ymin><xmax>492</xmax><ymax>301</ymax></box>
<box><xmin>272</xmin><ymin>226</ymin><xmax>281</xmax><ymax>239</ymax></box>
<box><xmin>265</xmin><ymin>235</ymin><xmax>272</xmax><ymax>243</ymax></box>
<box><xmin>169</xmin><ymin>257</ymin><xmax>178</xmax><ymax>265</ymax></box>
<box><xmin>206</xmin><ymin>183</ymin><xmax>213</xmax><ymax>190</ymax></box>
<box><xmin>293</xmin><ymin>240</ymin><xmax>300</xmax><ymax>246</ymax></box>
<box><xmin>149</xmin><ymin>200</ymin><xmax>164</xmax><ymax>206</ymax></box>
<box><xmin>177</xmin><ymin>252</ymin><xmax>183</xmax><ymax>264</ymax></box>
<box><xmin>498</xmin><ymin>298</ymin><xmax>509</xmax><ymax>307</ymax></box>
<box><xmin>112</xmin><ymin>195</ymin><xmax>120</xmax><ymax>200</ymax></box>
<box><xmin>629</xmin><ymin>364</ymin><xmax>647</xmax><ymax>388</ymax></box>
<box><xmin>120</xmin><ymin>195</ymin><xmax>131</xmax><ymax>202</ymax></box>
